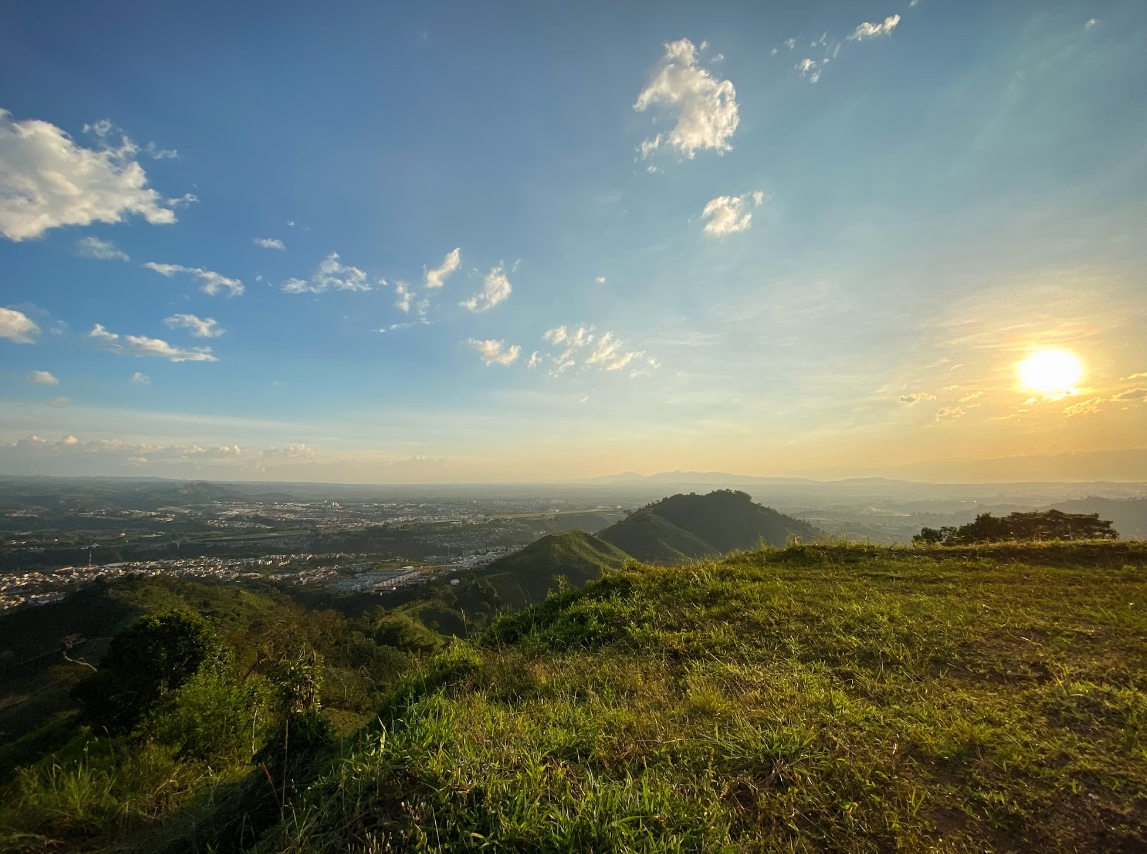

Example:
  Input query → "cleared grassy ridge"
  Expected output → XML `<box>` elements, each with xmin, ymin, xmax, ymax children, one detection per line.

<box><xmin>474</xmin><ymin>531</ymin><xmax>630</xmax><ymax>609</ymax></box>
<box><xmin>260</xmin><ymin>542</ymin><xmax>1147</xmax><ymax>853</ymax></box>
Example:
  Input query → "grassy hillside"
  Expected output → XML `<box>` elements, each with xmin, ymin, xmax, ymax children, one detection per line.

<box><xmin>257</xmin><ymin>541</ymin><xmax>1147</xmax><ymax>853</ymax></box>
<box><xmin>474</xmin><ymin>530</ymin><xmax>630</xmax><ymax>609</ymax></box>
<box><xmin>599</xmin><ymin>510</ymin><xmax>719</xmax><ymax>563</ymax></box>
<box><xmin>600</xmin><ymin>490</ymin><xmax>823</xmax><ymax>563</ymax></box>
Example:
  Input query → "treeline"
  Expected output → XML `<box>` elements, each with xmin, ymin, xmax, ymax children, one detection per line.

<box><xmin>914</xmin><ymin>510</ymin><xmax>1117</xmax><ymax>545</ymax></box>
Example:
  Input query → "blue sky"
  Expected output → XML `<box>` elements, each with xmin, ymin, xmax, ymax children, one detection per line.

<box><xmin>2</xmin><ymin>0</ymin><xmax>1146</xmax><ymax>482</ymax></box>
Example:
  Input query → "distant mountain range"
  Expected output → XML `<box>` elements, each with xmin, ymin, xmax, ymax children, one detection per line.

<box><xmin>585</xmin><ymin>471</ymin><xmax>818</xmax><ymax>485</ymax></box>
<box><xmin>479</xmin><ymin>490</ymin><xmax>823</xmax><ymax>607</ymax></box>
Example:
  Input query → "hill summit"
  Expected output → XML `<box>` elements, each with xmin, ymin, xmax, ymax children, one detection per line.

<box><xmin>599</xmin><ymin>489</ymin><xmax>822</xmax><ymax>562</ymax></box>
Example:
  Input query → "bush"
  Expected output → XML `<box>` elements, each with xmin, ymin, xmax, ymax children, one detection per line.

<box><xmin>72</xmin><ymin>610</ymin><xmax>228</xmax><ymax>735</ymax></box>
<box><xmin>145</xmin><ymin>670</ymin><xmax>271</xmax><ymax>764</ymax></box>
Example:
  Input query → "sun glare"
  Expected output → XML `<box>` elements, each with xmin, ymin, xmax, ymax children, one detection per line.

<box><xmin>1018</xmin><ymin>350</ymin><xmax>1083</xmax><ymax>394</ymax></box>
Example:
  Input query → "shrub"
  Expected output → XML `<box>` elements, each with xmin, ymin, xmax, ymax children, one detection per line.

<box><xmin>72</xmin><ymin>610</ymin><xmax>228</xmax><ymax>735</ymax></box>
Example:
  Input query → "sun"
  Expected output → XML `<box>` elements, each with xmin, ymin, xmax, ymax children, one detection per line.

<box><xmin>1018</xmin><ymin>350</ymin><xmax>1083</xmax><ymax>394</ymax></box>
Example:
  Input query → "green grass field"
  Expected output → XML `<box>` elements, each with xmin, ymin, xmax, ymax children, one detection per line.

<box><xmin>259</xmin><ymin>542</ymin><xmax>1147</xmax><ymax>853</ymax></box>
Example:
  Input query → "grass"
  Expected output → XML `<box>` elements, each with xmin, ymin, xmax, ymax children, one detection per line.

<box><xmin>256</xmin><ymin>541</ymin><xmax>1147</xmax><ymax>853</ymax></box>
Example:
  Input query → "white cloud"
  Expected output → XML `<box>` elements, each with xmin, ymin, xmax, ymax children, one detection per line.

<box><xmin>144</xmin><ymin>261</ymin><xmax>244</xmax><ymax>297</ymax></box>
<box><xmin>394</xmin><ymin>281</ymin><xmax>414</xmax><ymax>312</ymax></box>
<box><xmin>77</xmin><ymin>236</ymin><xmax>129</xmax><ymax>261</ymax></box>
<box><xmin>29</xmin><ymin>370</ymin><xmax>58</xmax><ymax>385</ymax></box>
<box><xmin>527</xmin><ymin>351</ymin><xmax>540</xmax><ymax>368</ymax></box>
<box><xmin>770</xmin><ymin>47</ymin><xmax>779</xmax><ymax>56</ymax></box>
<box><xmin>143</xmin><ymin>141</ymin><xmax>178</xmax><ymax>159</ymax></box>
<box><xmin>595</xmin><ymin>275</ymin><xmax>607</xmax><ymax>284</ymax></box>
<box><xmin>164</xmin><ymin>313</ymin><xmax>223</xmax><ymax>338</ymax></box>
<box><xmin>131</xmin><ymin>372</ymin><xmax>150</xmax><ymax>385</ymax></box>
<box><xmin>254</xmin><ymin>237</ymin><xmax>285</xmax><ymax>250</ymax></box>
<box><xmin>784</xmin><ymin>38</ymin><xmax>797</xmax><ymax>50</ymax></box>
<box><xmin>425</xmin><ymin>247</ymin><xmax>461</xmax><ymax>289</ymax></box>
<box><xmin>0</xmin><ymin>109</ymin><xmax>184</xmax><ymax>242</ymax></box>
<box><xmin>1085</xmin><ymin>18</ymin><xmax>1100</xmax><ymax>30</ymax></box>
<box><xmin>540</xmin><ymin>325</ymin><xmax>651</xmax><ymax>376</ymax></box>
<box><xmin>701</xmin><ymin>191</ymin><xmax>763</xmax><ymax>237</ymax></box>
<box><xmin>460</xmin><ymin>265</ymin><xmax>512</xmax><ymax>312</ymax></box>
<box><xmin>899</xmin><ymin>392</ymin><xmax>936</xmax><ymax>404</ymax></box>
<box><xmin>262</xmin><ymin>444</ymin><xmax>316</xmax><ymax>459</ymax></box>
<box><xmin>634</xmin><ymin>39</ymin><xmax>739</xmax><ymax>159</ymax></box>
<box><xmin>468</xmin><ymin>338</ymin><xmax>521</xmax><ymax>366</ymax></box>
<box><xmin>281</xmin><ymin>252</ymin><xmax>369</xmax><ymax>294</ymax></box>
<box><xmin>849</xmin><ymin>15</ymin><xmax>901</xmax><ymax>41</ymax></box>
<box><xmin>0</xmin><ymin>307</ymin><xmax>39</xmax><ymax>343</ymax></box>
<box><xmin>89</xmin><ymin>323</ymin><xmax>218</xmax><ymax>362</ymax></box>
<box><xmin>796</xmin><ymin>57</ymin><xmax>827</xmax><ymax>83</ymax></box>
<box><xmin>935</xmin><ymin>406</ymin><xmax>965</xmax><ymax>421</ymax></box>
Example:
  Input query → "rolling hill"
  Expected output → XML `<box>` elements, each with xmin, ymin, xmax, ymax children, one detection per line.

<box><xmin>1051</xmin><ymin>496</ymin><xmax>1147</xmax><ymax>539</ymax></box>
<box><xmin>473</xmin><ymin>530</ymin><xmax>630</xmax><ymax>609</ymax></box>
<box><xmin>599</xmin><ymin>489</ymin><xmax>823</xmax><ymax>562</ymax></box>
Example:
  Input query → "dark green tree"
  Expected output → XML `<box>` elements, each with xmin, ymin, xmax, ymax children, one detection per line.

<box><xmin>914</xmin><ymin>510</ymin><xmax>1117</xmax><ymax>545</ymax></box>
<box><xmin>72</xmin><ymin>609</ymin><xmax>227</xmax><ymax>735</ymax></box>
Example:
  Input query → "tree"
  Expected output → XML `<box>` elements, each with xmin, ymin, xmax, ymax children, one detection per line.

<box><xmin>914</xmin><ymin>510</ymin><xmax>1117</xmax><ymax>545</ymax></box>
<box><xmin>72</xmin><ymin>610</ymin><xmax>227</xmax><ymax>734</ymax></box>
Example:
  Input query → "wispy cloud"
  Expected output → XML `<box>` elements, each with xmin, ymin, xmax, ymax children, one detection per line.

<box><xmin>468</xmin><ymin>338</ymin><xmax>521</xmax><ymax>366</ymax></box>
<box><xmin>77</xmin><ymin>236</ymin><xmax>129</xmax><ymax>261</ymax></box>
<box><xmin>460</xmin><ymin>265</ymin><xmax>512</xmax><ymax>312</ymax></box>
<box><xmin>540</xmin><ymin>325</ymin><xmax>653</xmax><ymax>376</ymax></box>
<box><xmin>281</xmin><ymin>252</ymin><xmax>370</xmax><ymax>294</ymax></box>
<box><xmin>634</xmin><ymin>39</ymin><xmax>739</xmax><ymax>159</ymax></box>
<box><xmin>164</xmin><ymin>313</ymin><xmax>224</xmax><ymax>338</ymax></box>
<box><xmin>144</xmin><ymin>262</ymin><xmax>244</xmax><ymax>297</ymax></box>
<box><xmin>1112</xmin><ymin>388</ymin><xmax>1147</xmax><ymax>402</ymax></box>
<box><xmin>0</xmin><ymin>307</ymin><xmax>40</xmax><ymax>343</ymax></box>
<box><xmin>796</xmin><ymin>57</ymin><xmax>828</xmax><ymax>83</ymax></box>
<box><xmin>254</xmin><ymin>237</ymin><xmax>285</xmax><ymax>250</ymax></box>
<box><xmin>89</xmin><ymin>323</ymin><xmax>218</xmax><ymax>362</ymax></box>
<box><xmin>29</xmin><ymin>370</ymin><xmax>58</xmax><ymax>385</ymax></box>
<box><xmin>131</xmin><ymin>372</ymin><xmax>150</xmax><ymax>385</ymax></box>
<box><xmin>701</xmin><ymin>191</ymin><xmax>764</xmax><ymax>236</ymax></box>
<box><xmin>425</xmin><ymin>247</ymin><xmax>461</xmax><ymax>289</ymax></box>
<box><xmin>1064</xmin><ymin>397</ymin><xmax>1103</xmax><ymax>416</ymax></box>
<box><xmin>899</xmin><ymin>392</ymin><xmax>936</xmax><ymax>404</ymax></box>
<box><xmin>935</xmin><ymin>406</ymin><xmax>965</xmax><ymax>421</ymax></box>
<box><xmin>0</xmin><ymin>110</ymin><xmax>184</xmax><ymax>242</ymax></box>
<box><xmin>393</xmin><ymin>281</ymin><xmax>414</xmax><ymax>313</ymax></box>
<box><xmin>849</xmin><ymin>15</ymin><xmax>901</xmax><ymax>41</ymax></box>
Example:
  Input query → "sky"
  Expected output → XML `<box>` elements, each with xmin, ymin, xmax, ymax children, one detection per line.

<box><xmin>1</xmin><ymin>0</ymin><xmax>1146</xmax><ymax>483</ymax></box>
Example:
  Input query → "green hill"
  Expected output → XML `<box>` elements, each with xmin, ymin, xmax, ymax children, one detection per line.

<box><xmin>599</xmin><ymin>489</ymin><xmax>823</xmax><ymax>563</ymax></box>
<box><xmin>599</xmin><ymin>510</ymin><xmax>719</xmax><ymax>563</ymax></box>
<box><xmin>248</xmin><ymin>541</ymin><xmax>1147</xmax><ymax>853</ymax></box>
<box><xmin>474</xmin><ymin>530</ymin><xmax>629</xmax><ymax>609</ymax></box>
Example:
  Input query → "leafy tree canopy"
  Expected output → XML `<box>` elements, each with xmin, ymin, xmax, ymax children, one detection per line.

<box><xmin>914</xmin><ymin>510</ymin><xmax>1116</xmax><ymax>546</ymax></box>
<box><xmin>73</xmin><ymin>609</ymin><xmax>227</xmax><ymax>734</ymax></box>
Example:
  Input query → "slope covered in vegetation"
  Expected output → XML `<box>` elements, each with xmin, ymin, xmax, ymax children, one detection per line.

<box><xmin>474</xmin><ymin>530</ymin><xmax>630</xmax><ymax>609</ymax></box>
<box><xmin>599</xmin><ymin>490</ymin><xmax>823</xmax><ymax>563</ymax></box>
<box><xmin>258</xmin><ymin>541</ymin><xmax>1147</xmax><ymax>853</ymax></box>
